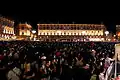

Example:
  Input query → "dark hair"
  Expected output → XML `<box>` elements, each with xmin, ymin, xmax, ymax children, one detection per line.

<box><xmin>99</xmin><ymin>67</ymin><xmax>104</xmax><ymax>73</ymax></box>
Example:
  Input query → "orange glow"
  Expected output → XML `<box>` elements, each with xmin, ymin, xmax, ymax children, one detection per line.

<box><xmin>118</xmin><ymin>32</ymin><xmax>120</xmax><ymax>36</ymax></box>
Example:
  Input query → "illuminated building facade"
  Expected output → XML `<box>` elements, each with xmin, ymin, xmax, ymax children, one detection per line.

<box><xmin>0</xmin><ymin>16</ymin><xmax>15</xmax><ymax>40</ymax></box>
<box><xmin>116</xmin><ymin>25</ymin><xmax>120</xmax><ymax>41</ymax></box>
<box><xmin>15</xmin><ymin>23</ymin><xmax>32</xmax><ymax>40</ymax></box>
<box><xmin>38</xmin><ymin>24</ymin><xmax>106</xmax><ymax>42</ymax></box>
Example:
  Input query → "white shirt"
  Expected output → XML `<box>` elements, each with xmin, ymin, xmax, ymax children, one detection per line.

<box><xmin>99</xmin><ymin>73</ymin><xmax>105</xmax><ymax>80</ymax></box>
<box><xmin>7</xmin><ymin>67</ymin><xmax>21</xmax><ymax>80</ymax></box>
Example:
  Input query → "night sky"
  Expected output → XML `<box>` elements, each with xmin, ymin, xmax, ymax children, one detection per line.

<box><xmin>1</xmin><ymin>13</ymin><xmax>119</xmax><ymax>33</ymax></box>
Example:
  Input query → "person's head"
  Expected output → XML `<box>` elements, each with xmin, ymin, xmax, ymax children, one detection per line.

<box><xmin>118</xmin><ymin>75</ymin><xmax>120</xmax><ymax>78</ymax></box>
<box><xmin>24</xmin><ymin>63</ymin><xmax>31</xmax><ymax>72</ymax></box>
<box><xmin>100</xmin><ymin>67</ymin><xmax>104</xmax><ymax>73</ymax></box>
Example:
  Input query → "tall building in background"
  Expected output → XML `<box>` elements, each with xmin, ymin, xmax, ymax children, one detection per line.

<box><xmin>116</xmin><ymin>25</ymin><xmax>120</xmax><ymax>41</ymax></box>
<box><xmin>37</xmin><ymin>24</ymin><xmax>106</xmax><ymax>42</ymax></box>
<box><xmin>15</xmin><ymin>23</ymin><xmax>32</xmax><ymax>40</ymax></box>
<box><xmin>0</xmin><ymin>16</ymin><xmax>15</xmax><ymax>40</ymax></box>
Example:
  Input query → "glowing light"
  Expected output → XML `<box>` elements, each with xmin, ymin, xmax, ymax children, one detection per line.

<box><xmin>32</xmin><ymin>30</ymin><xmax>36</xmax><ymax>34</ymax></box>
<box><xmin>81</xmin><ymin>31</ymin><xmax>86</xmax><ymax>35</ymax></box>
<box><xmin>41</xmin><ymin>32</ymin><xmax>43</xmax><ymax>35</ymax></box>
<box><xmin>76</xmin><ymin>33</ymin><xmax>78</xmax><ymax>35</ymax></box>
<box><xmin>118</xmin><ymin>32</ymin><xmax>120</xmax><ymax>36</ymax></box>
<box><xmin>56</xmin><ymin>31</ymin><xmax>61</xmax><ymax>33</ymax></box>
<box><xmin>48</xmin><ymin>32</ymin><xmax>50</xmax><ymax>35</ymax></box>
<box><xmin>56</xmin><ymin>31</ymin><xmax>61</xmax><ymax>35</ymax></box>
<box><xmin>45</xmin><ymin>33</ymin><xmax>47</xmax><ymax>35</ymax></box>
<box><xmin>52</xmin><ymin>32</ymin><xmax>54</xmax><ymax>35</ymax></box>
<box><xmin>108</xmin><ymin>39</ymin><xmax>111</xmax><ymax>41</ymax></box>
<box><xmin>105</xmin><ymin>31</ymin><xmax>109</xmax><ymax>35</ymax></box>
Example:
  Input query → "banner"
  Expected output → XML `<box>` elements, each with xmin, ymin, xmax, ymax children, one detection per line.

<box><xmin>115</xmin><ymin>44</ymin><xmax>120</xmax><ymax>61</ymax></box>
<box><xmin>115</xmin><ymin>44</ymin><xmax>120</xmax><ymax>78</ymax></box>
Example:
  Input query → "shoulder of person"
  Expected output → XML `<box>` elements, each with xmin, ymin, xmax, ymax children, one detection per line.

<box><xmin>7</xmin><ymin>70</ymin><xmax>14</xmax><ymax>76</ymax></box>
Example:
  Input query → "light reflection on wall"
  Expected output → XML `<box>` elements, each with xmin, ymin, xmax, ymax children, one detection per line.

<box><xmin>38</xmin><ymin>30</ymin><xmax>104</xmax><ymax>36</ymax></box>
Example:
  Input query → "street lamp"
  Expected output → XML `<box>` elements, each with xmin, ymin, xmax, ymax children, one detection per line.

<box><xmin>105</xmin><ymin>31</ymin><xmax>109</xmax><ymax>41</ymax></box>
<box><xmin>32</xmin><ymin>30</ymin><xmax>36</xmax><ymax>41</ymax></box>
<box><xmin>32</xmin><ymin>30</ymin><xmax>36</xmax><ymax>34</ymax></box>
<box><xmin>105</xmin><ymin>31</ymin><xmax>109</xmax><ymax>36</ymax></box>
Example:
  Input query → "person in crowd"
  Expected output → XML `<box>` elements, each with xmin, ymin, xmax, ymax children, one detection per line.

<box><xmin>7</xmin><ymin>63</ymin><xmax>21</xmax><ymax>80</ymax></box>
<box><xmin>0</xmin><ymin>57</ymin><xmax>7</xmax><ymax>80</ymax></box>
<box><xmin>99</xmin><ymin>68</ymin><xmax>105</xmax><ymax>80</ymax></box>
<box><xmin>104</xmin><ymin>54</ymin><xmax>114</xmax><ymax>70</ymax></box>
<box><xmin>116</xmin><ymin>75</ymin><xmax>120</xmax><ymax>80</ymax></box>
<box><xmin>0</xmin><ymin>41</ymin><xmax>116</xmax><ymax>80</ymax></box>
<box><xmin>23</xmin><ymin>60</ymin><xmax>35</xmax><ymax>80</ymax></box>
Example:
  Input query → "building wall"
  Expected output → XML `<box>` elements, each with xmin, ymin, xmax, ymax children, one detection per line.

<box><xmin>116</xmin><ymin>25</ymin><xmax>120</xmax><ymax>40</ymax></box>
<box><xmin>16</xmin><ymin>23</ymin><xmax>32</xmax><ymax>36</ymax></box>
<box><xmin>0</xmin><ymin>16</ymin><xmax>15</xmax><ymax>40</ymax></box>
<box><xmin>38</xmin><ymin>30</ymin><xmax>104</xmax><ymax>36</ymax></box>
<box><xmin>37</xmin><ymin>24</ymin><xmax>106</xmax><ymax>41</ymax></box>
<box><xmin>16</xmin><ymin>23</ymin><xmax>32</xmax><ymax>40</ymax></box>
<box><xmin>19</xmin><ymin>30</ymin><xmax>31</xmax><ymax>36</ymax></box>
<box><xmin>3</xmin><ymin>26</ymin><xmax>14</xmax><ymax>34</ymax></box>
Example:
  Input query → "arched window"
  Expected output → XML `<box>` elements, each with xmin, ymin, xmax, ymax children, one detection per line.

<box><xmin>44</xmin><ymin>33</ymin><xmax>45</xmax><ymax>35</ymax></box>
<box><xmin>8</xmin><ymin>30</ymin><xmax>10</xmax><ymax>34</ymax></box>
<box><xmin>21</xmin><ymin>26</ymin><xmax>24</xmax><ymax>30</ymax></box>
<box><xmin>22</xmin><ymin>32</ymin><xmax>24</xmax><ymax>35</ymax></box>
<box><xmin>64</xmin><ymin>32</ymin><xmax>66</xmax><ymax>35</ymax></box>
<box><xmin>74</xmin><ymin>33</ymin><xmax>76</xmax><ymax>35</ymax></box>
<box><xmin>68</xmin><ymin>33</ymin><xmax>69</xmax><ymax>35</ymax></box>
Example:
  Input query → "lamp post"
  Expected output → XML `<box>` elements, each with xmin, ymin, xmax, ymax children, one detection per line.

<box><xmin>32</xmin><ymin>30</ymin><xmax>36</xmax><ymax>41</ymax></box>
<box><xmin>105</xmin><ymin>31</ymin><xmax>109</xmax><ymax>41</ymax></box>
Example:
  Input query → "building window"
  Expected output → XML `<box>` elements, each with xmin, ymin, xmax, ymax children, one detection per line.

<box><xmin>3</xmin><ymin>29</ymin><xmax>6</xmax><ymax>33</ymax></box>
<box><xmin>74</xmin><ymin>33</ymin><xmax>76</xmax><ymax>35</ymax></box>
<box><xmin>39</xmin><ymin>27</ymin><xmax>41</xmax><ymax>29</ymax></box>
<box><xmin>67</xmin><ymin>33</ymin><xmax>69</xmax><ymax>35</ymax></box>
<box><xmin>9</xmin><ymin>31</ymin><xmax>11</xmax><ymax>34</ymax></box>
<box><xmin>6</xmin><ymin>30</ymin><xmax>8</xmax><ymax>33</ymax></box>
<box><xmin>21</xmin><ymin>27</ymin><xmax>24</xmax><ymax>30</ymax></box>
<box><xmin>44</xmin><ymin>33</ymin><xmax>45</xmax><ymax>35</ymax></box>
<box><xmin>41</xmin><ymin>32</ymin><xmax>44</xmax><ymax>35</ymax></box>
<box><xmin>8</xmin><ymin>31</ymin><xmax>9</xmax><ymax>34</ymax></box>
<box><xmin>48</xmin><ymin>33</ymin><xmax>50</xmax><ymax>35</ymax></box>
<box><xmin>52</xmin><ymin>33</ymin><xmax>54</xmax><ymax>35</ymax></box>
<box><xmin>22</xmin><ymin>32</ymin><xmax>24</xmax><ymax>35</ymax></box>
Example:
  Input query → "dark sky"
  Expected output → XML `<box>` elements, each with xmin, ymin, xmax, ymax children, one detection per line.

<box><xmin>1</xmin><ymin>13</ymin><xmax>119</xmax><ymax>33</ymax></box>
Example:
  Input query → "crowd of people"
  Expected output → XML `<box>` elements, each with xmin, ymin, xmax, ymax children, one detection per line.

<box><xmin>0</xmin><ymin>41</ymin><xmax>118</xmax><ymax>80</ymax></box>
